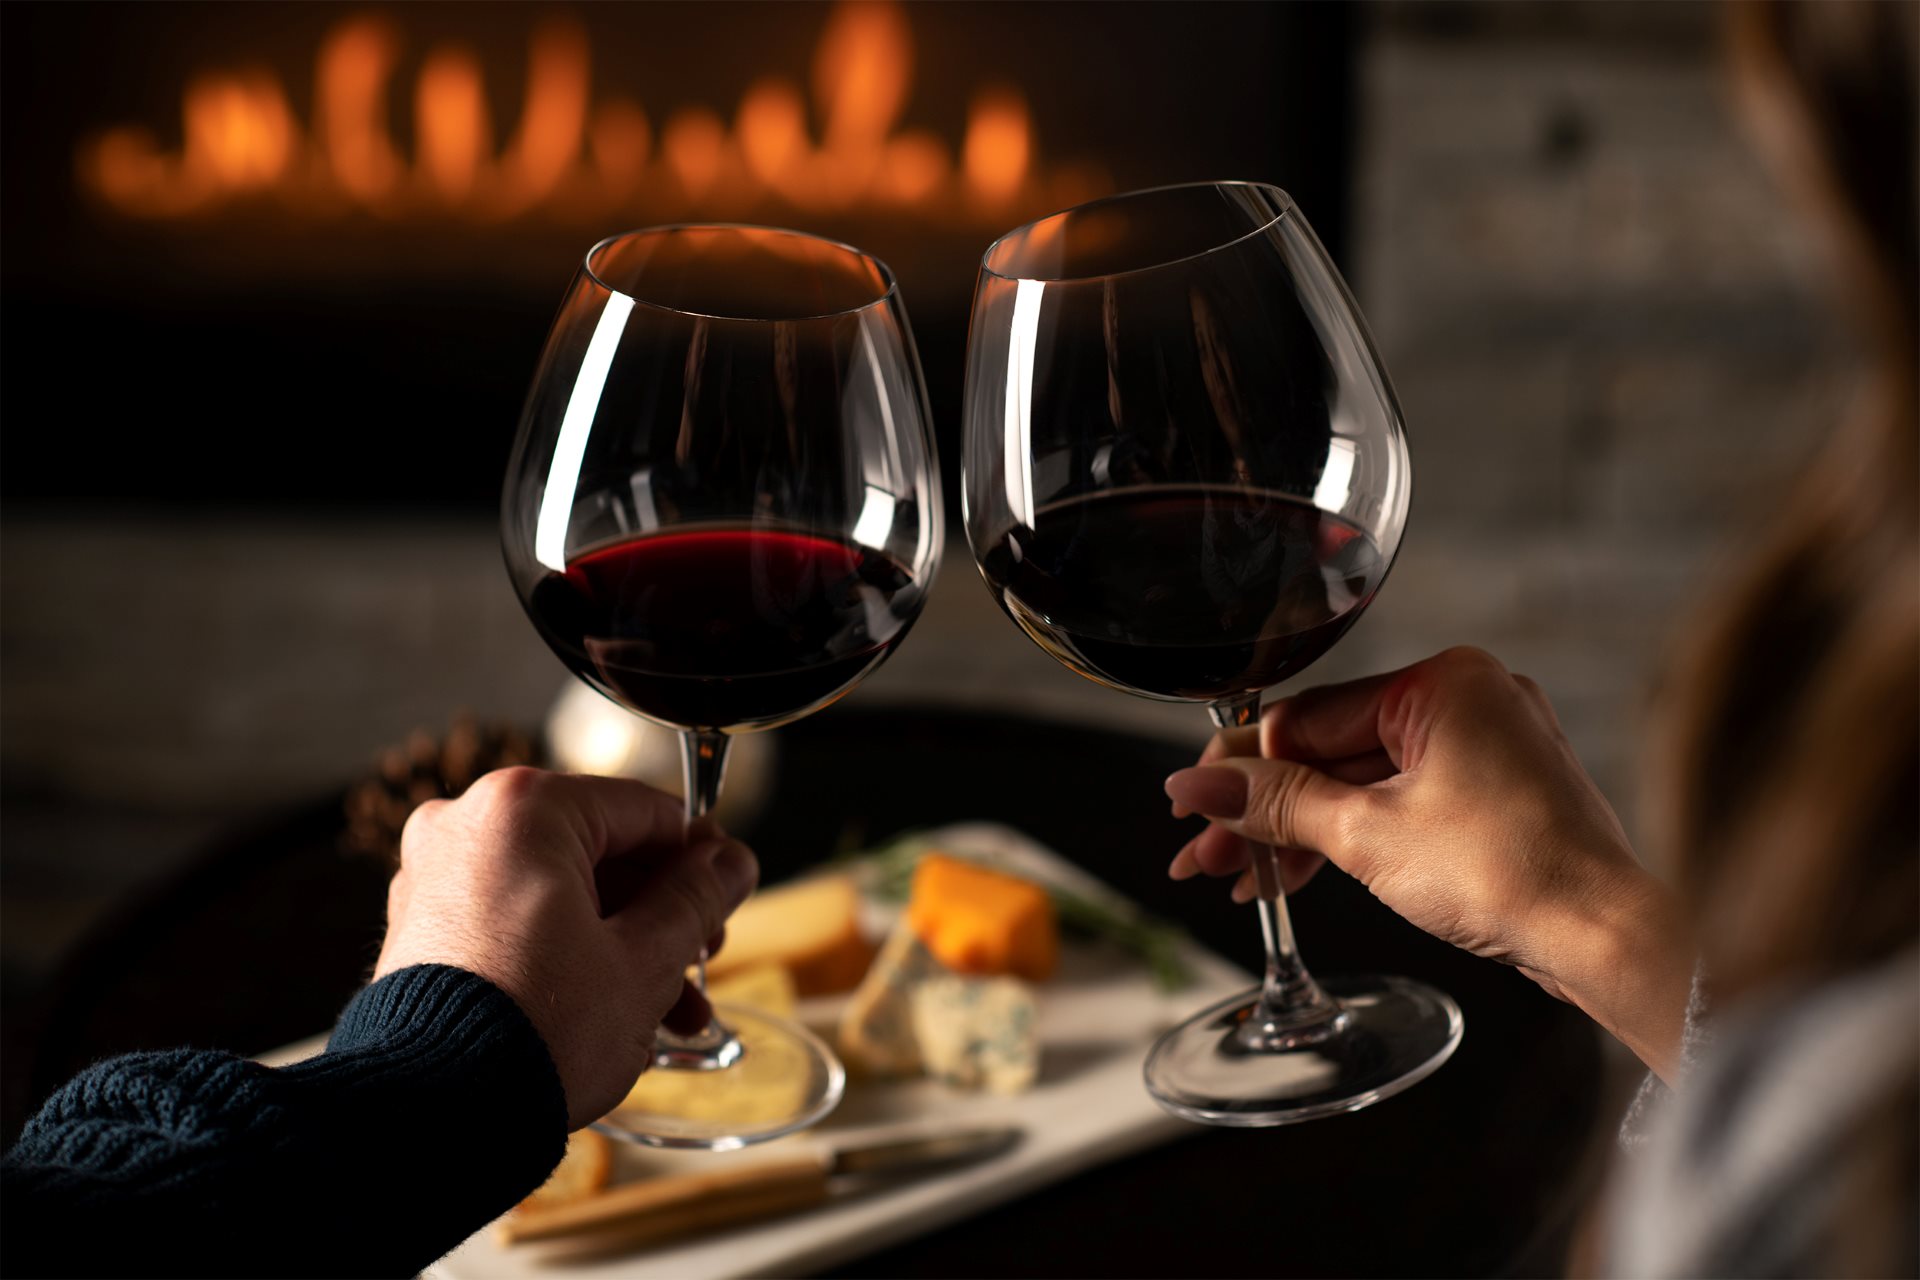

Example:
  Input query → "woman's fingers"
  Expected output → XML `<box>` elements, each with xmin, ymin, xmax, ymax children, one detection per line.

<box><xmin>1199</xmin><ymin>725</ymin><xmax>1259</xmax><ymax>765</ymax></box>
<box><xmin>1510</xmin><ymin>673</ymin><xmax>1563</xmax><ymax>729</ymax></box>
<box><xmin>1228</xmin><ymin>847</ymin><xmax>1326</xmax><ymax>903</ymax></box>
<box><xmin>1260</xmin><ymin>669</ymin><xmax>1404</xmax><ymax>762</ymax></box>
<box><xmin>1171</xmin><ymin>820</ymin><xmax>1251</xmax><ymax>879</ymax></box>
<box><xmin>1320</xmin><ymin>749</ymin><xmax>1397</xmax><ymax>786</ymax></box>
<box><xmin>1174</xmin><ymin>671</ymin><xmax>1416</xmax><ymax>819</ymax></box>
<box><xmin>1173</xmin><ymin>725</ymin><xmax>1260</xmax><ymax>817</ymax></box>
<box><xmin>1165</xmin><ymin>757</ymin><xmax>1365</xmax><ymax>872</ymax></box>
<box><xmin>1170</xmin><ymin>823</ymin><xmax>1325</xmax><ymax>899</ymax></box>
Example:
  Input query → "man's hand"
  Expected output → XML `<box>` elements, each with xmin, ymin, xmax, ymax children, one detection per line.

<box><xmin>375</xmin><ymin>768</ymin><xmax>757</xmax><ymax>1127</ymax></box>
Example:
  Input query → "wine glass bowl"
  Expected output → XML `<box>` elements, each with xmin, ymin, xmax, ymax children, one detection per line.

<box><xmin>505</xmin><ymin>225</ymin><xmax>942</xmax><ymax>739</ymax></box>
<box><xmin>965</xmin><ymin>181</ymin><xmax>1409</xmax><ymax>703</ymax></box>
<box><xmin>502</xmin><ymin>224</ymin><xmax>942</xmax><ymax>1148</ymax></box>
<box><xmin>963</xmin><ymin>182</ymin><xmax>1460</xmax><ymax>1126</ymax></box>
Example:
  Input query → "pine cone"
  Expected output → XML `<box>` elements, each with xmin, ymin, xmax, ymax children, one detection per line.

<box><xmin>343</xmin><ymin>714</ymin><xmax>542</xmax><ymax>866</ymax></box>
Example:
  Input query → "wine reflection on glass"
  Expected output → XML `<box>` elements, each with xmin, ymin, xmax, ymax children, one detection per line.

<box><xmin>502</xmin><ymin>224</ymin><xmax>943</xmax><ymax>1149</ymax></box>
<box><xmin>963</xmin><ymin>182</ymin><xmax>1462</xmax><ymax>1125</ymax></box>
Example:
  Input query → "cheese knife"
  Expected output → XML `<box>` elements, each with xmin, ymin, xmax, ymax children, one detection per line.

<box><xmin>498</xmin><ymin>1126</ymin><xmax>1023</xmax><ymax>1255</ymax></box>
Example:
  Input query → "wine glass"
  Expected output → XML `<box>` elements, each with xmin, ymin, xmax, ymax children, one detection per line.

<box><xmin>963</xmin><ymin>182</ymin><xmax>1461</xmax><ymax>1125</ymax></box>
<box><xmin>502</xmin><ymin>224</ymin><xmax>943</xmax><ymax>1148</ymax></box>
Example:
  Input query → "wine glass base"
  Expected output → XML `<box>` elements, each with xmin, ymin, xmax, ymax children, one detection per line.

<box><xmin>1144</xmin><ymin>974</ymin><xmax>1463</xmax><ymax>1127</ymax></box>
<box><xmin>592</xmin><ymin>1004</ymin><xmax>846</xmax><ymax>1151</ymax></box>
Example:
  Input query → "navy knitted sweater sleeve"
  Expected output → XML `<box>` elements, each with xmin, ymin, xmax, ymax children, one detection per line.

<box><xmin>1</xmin><ymin>964</ymin><xmax>568</xmax><ymax>1279</ymax></box>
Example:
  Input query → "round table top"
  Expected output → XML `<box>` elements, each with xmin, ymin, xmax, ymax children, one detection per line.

<box><xmin>24</xmin><ymin>703</ymin><xmax>1604</xmax><ymax>1277</ymax></box>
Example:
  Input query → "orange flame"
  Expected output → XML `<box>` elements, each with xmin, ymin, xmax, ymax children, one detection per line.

<box><xmin>662</xmin><ymin>108</ymin><xmax>727</xmax><ymax>200</ymax></box>
<box><xmin>316</xmin><ymin>18</ymin><xmax>403</xmax><ymax>203</ymax></box>
<box><xmin>963</xmin><ymin>86</ymin><xmax>1030</xmax><ymax>206</ymax></box>
<box><xmin>77</xmin><ymin>69</ymin><xmax>296</xmax><ymax>217</ymax></box>
<box><xmin>492</xmin><ymin>22</ymin><xmax>590</xmax><ymax>216</ymax></box>
<box><xmin>815</xmin><ymin>2</ymin><xmax>911</xmax><ymax>148</ymax></box>
<box><xmin>184</xmin><ymin>72</ymin><xmax>297</xmax><ymax>189</ymax></box>
<box><xmin>879</xmin><ymin>130</ymin><xmax>949</xmax><ymax>205</ymax></box>
<box><xmin>590</xmin><ymin>99</ymin><xmax>651</xmax><ymax>198</ymax></box>
<box><xmin>737</xmin><ymin>78</ymin><xmax>808</xmax><ymax>191</ymax></box>
<box><xmin>77</xmin><ymin>1</ymin><xmax>1083</xmax><ymax>224</ymax></box>
<box><xmin>83</xmin><ymin>128</ymin><xmax>188</xmax><ymax>215</ymax></box>
<box><xmin>415</xmin><ymin>47</ymin><xmax>490</xmax><ymax>201</ymax></box>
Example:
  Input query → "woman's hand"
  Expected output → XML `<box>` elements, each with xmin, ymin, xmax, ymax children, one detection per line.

<box><xmin>375</xmin><ymin>768</ymin><xmax>757</xmax><ymax>1127</ymax></box>
<box><xmin>1164</xmin><ymin>647</ymin><xmax>1694</xmax><ymax>1080</ymax></box>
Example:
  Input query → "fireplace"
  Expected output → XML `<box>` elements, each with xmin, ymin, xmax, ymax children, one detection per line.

<box><xmin>1</xmin><ymin>1</ymin><xmax>1354</xmax><ymax>513</ymax></box>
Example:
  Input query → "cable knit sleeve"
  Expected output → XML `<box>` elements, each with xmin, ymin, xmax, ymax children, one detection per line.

<box><xmin>2</xmin><ymin>964</ymin><xmax>568</xmax><ymax>1279</ymax></box>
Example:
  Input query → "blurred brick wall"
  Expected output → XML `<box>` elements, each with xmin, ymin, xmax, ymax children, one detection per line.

<box><xmin>1327</xmin><ymin>1</ymin><xmax>1852</xmax><ymax>843</ymax></box>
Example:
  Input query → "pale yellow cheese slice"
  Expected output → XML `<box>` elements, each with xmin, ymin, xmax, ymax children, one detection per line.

<box><xmin>705</xmin><ymin>875</ymin><xmax>873</xmax><ymax>996</ymax></box>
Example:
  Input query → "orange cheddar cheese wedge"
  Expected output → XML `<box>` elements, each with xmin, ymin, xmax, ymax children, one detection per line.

<box><xmin>905</xmin><ymin>853</ymin><xmax>1058</xmax><ymax>982</ymax></box>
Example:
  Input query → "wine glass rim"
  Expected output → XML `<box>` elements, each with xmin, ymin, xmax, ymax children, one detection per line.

<box><xmin>583</xmin><ymin>222</ymin><xmax>901</xmax><ymax>323</ymax></box>
<box><xmin>978</xmin><ymin>179</ymin><xmax>1294</xmax><ymax>285</ymax></box>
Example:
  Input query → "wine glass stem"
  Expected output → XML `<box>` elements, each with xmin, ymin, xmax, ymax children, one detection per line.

<box><xmin>659</xmin><ymin>728</ymin><xmax>736</xmax><ymax>1063</ymax></box>
<box><xmin>681</xmin><ymin>729</ymin><xmax>731</xmax><ymax>822</ymax></box>
<box><xmin>1208</xmin><ymin>695</ymin><xmax>1342</xmax><ymax>1033</ymax></box>
<box><xmin>679</xmin><ymin>730</ymin><xmax>733</xmax><ymax>990</ymax></box>
<box><xmin>682</xmin><ymin>732</ymin><xmax>731</xmax><ymax>993</ymax></box>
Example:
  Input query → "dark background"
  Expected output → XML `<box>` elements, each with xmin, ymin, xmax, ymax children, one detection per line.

<box><xmin>1</xmin><ymin>3</ymin><xmax>1850</xmax><ymax>1259</ymax></box>
<box><xmin>1</xmin><ymin>1</ymin><xmax>1354</xmax><ymax>517</ymax></box>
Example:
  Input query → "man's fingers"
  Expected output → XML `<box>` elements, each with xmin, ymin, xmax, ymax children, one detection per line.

<box><xmin>385</xmin><ymin>868</ymin><xmax>412</xmax><ymax>923</ymax></box>
<box><xmin>1165</xmin><ymin>757</ymin><xmax>1362</xmax><ymax>861</ymax></box>
<box><xmin>395</xmin><ymin>798</ymin><xmax>449</xmax><ymax>870</ymax></box>
<box><xmin>468</xmin><ymin>768</ymin><xmax>692</xmax><ymax>866</ymax></box>
<box><xmin>611</xmin><ymin>837</ymin><xmax>758</xmax><ymax>960</ymax></box>
<box><xmin>660</xmin><ymin>978</ymin><xmax>713</xmax><ymax>1036</ymax></box>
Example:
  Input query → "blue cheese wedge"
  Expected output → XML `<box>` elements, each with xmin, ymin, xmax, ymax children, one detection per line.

<box><xmin>837</xmin><ymin>921</ymin><xmax>945</xmax><ymax>1075</ymax></box>
<box><xmin>909</xmin><ymin>974</ymin><xmax>1040</xmax><ymax>1094</ymax></box>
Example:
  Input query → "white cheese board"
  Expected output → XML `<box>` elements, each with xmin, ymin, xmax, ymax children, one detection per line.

<box><xmin>300</xmin><ymin>823</ymin><xmax>1249</xmax><ymax>1280</ymax></box>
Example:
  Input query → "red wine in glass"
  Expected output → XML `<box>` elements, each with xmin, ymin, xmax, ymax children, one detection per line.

<box><xmin>529</xmin><ymin>525</ymin><xmax>919</xmax><ymax>732</ymax></box>
<box><xmin>976</xmin><ymin>487</ymin><xmax>1381</xmax><ymax>703</ymax></box>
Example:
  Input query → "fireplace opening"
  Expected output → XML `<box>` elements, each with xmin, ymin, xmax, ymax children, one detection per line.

<box><xmin>1</xmin><ymin>1</ymin><xmax>1355</xmax><ymax>514</ymax></box>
